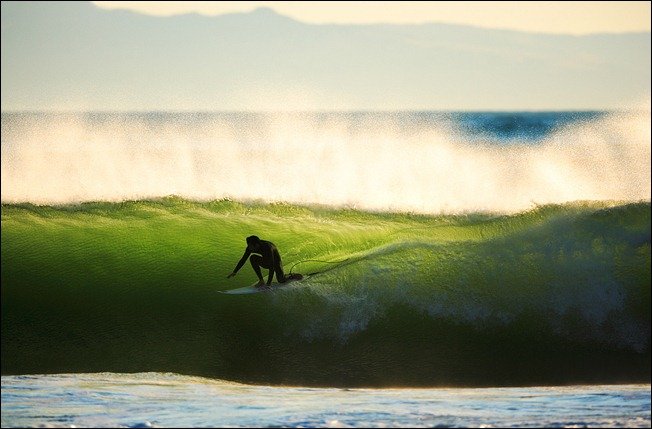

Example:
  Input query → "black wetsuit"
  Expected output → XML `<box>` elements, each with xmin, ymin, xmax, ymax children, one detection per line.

<box><xmin>232</xmin><ymin>240</ymin><xmax>286</xmax><ymax>285</ymax></box>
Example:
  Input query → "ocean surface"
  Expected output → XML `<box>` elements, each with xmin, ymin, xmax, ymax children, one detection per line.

<box><xmin>2</xmin><ymin>111</ymin><xmax>650</xmax><ymax>426</ymax></box>
<box><xmin>1</xmin><ymin>373</ymin><xmax>650</xmax><ymax>428</ymax></box>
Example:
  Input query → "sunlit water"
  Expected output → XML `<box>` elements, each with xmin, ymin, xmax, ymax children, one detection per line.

<box><xmin>1</xmin><ymin>373</ymin><xmax>649</xmax><ymax>428</ymax></box>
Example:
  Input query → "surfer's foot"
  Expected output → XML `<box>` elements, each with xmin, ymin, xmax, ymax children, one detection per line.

<box><xmin>255</xmin><ymin>280</ymin><xmax>266</xmax><ymax>288</ymax></box>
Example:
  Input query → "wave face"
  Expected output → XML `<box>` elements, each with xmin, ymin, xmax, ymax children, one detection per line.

<box><xmin>2</xmin><ymin>199</ymin><xmax>650</xmax><ymax>386</ymax></box>
<box><xmin>2</xmin><ymin>111</ymin><xmax>650</xmax><ymax>213</ymax></box>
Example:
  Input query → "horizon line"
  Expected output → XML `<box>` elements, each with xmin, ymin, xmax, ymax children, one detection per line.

<box><xmin>1</xmin><ymin>108</ymin><xmax>644</xmax><ymax>114</ymax></box>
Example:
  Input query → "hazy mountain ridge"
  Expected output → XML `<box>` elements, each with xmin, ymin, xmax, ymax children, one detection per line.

<box><xmin>2</xmin><ymin>1</ymin><xmax>650</xmax><ymax>110</ymax></box>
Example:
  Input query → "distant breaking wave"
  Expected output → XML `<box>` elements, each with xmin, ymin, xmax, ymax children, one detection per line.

<box><xmin>1</xmin><ymin>111</ymin><xmax>650</xmax><ymax>213</ymax></box>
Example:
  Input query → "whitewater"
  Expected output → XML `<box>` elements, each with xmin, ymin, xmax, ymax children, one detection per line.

<box><xmin>1</xmin><ymin>111</ymin><xmax>650</xmax><ymax>212</ymax></box>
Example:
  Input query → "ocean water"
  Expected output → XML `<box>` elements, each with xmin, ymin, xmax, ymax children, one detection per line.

<box><xmin>2</xmin><ymin>111</ymin><xmax>650</xmax><ymax>425</ymax></box>
<box><xmin>1</xmin><ymin>373</ymin><xmax>650</xmax><ymax>428</ymax></box>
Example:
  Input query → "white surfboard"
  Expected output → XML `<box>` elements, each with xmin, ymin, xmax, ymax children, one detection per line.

<box><xmin>219</xmin><ymin>274</ymin><xmax>305</xmax><ymax>295</ymax></box>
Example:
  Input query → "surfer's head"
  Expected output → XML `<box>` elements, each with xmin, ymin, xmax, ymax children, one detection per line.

<box><xmin>246</xmin><ymin>235</ymin><xmax>261</xmax><ymax>249</ymax></box>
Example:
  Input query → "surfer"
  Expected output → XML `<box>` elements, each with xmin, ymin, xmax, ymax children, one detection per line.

<box><xmin>227</xmin><ymin>235</ymin><xmax>287</xmax><ymax>287</ymax></box>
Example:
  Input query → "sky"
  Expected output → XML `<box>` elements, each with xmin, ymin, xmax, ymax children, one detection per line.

<box><xmin>1</xmin><ymin>1</ymin><xmax>650</xmax><ymax>111</ymax></box>
<box><xmin>93</xmin><ymin>1</ymin><xmax>651</xmax><ymax>35</ymax></box>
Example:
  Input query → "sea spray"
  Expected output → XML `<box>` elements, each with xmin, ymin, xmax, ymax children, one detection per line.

<box><xmin>2</xmin><ymin>111</ymin><xmax>649</xmax><ymax>212</ymax></box>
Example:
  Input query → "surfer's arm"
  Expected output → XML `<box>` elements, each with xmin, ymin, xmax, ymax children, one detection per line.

<box><xmin>231</xmin><ymin>248</ymin><xmax>251</xmax><ymax>275</ymax></box>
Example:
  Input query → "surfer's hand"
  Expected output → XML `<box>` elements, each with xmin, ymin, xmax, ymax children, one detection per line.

<box><xmin>227</xmin><ymin>272</ymin><xmax>236</xmax><ymax>279</ymax></box>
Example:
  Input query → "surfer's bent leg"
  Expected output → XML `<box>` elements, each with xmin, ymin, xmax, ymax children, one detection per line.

<box><xmin>272</xmin><ymin>250</ymin><xmax>286</xmax><ymax>283</ymax></box>
<box><xmin>249</xmin><ymin>255</ymin><xmax>265</xmax><ymax>281</ymax></box>
<box><xmin>274</xmin><ymin>263</ymin><xmax>286</xmax><ymax>283</ymax></box>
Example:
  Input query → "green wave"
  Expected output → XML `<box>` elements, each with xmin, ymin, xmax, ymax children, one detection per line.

<box><xmin>2</xmin><ymin>198</ymin><xmax>650</xmax><ymax>386</ymax></box>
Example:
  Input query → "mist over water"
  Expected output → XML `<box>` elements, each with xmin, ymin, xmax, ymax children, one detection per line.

<box><xmin>1</xmin><ymin>111</ymin><xmax>650</xmax><ymax>213</ymax></box>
